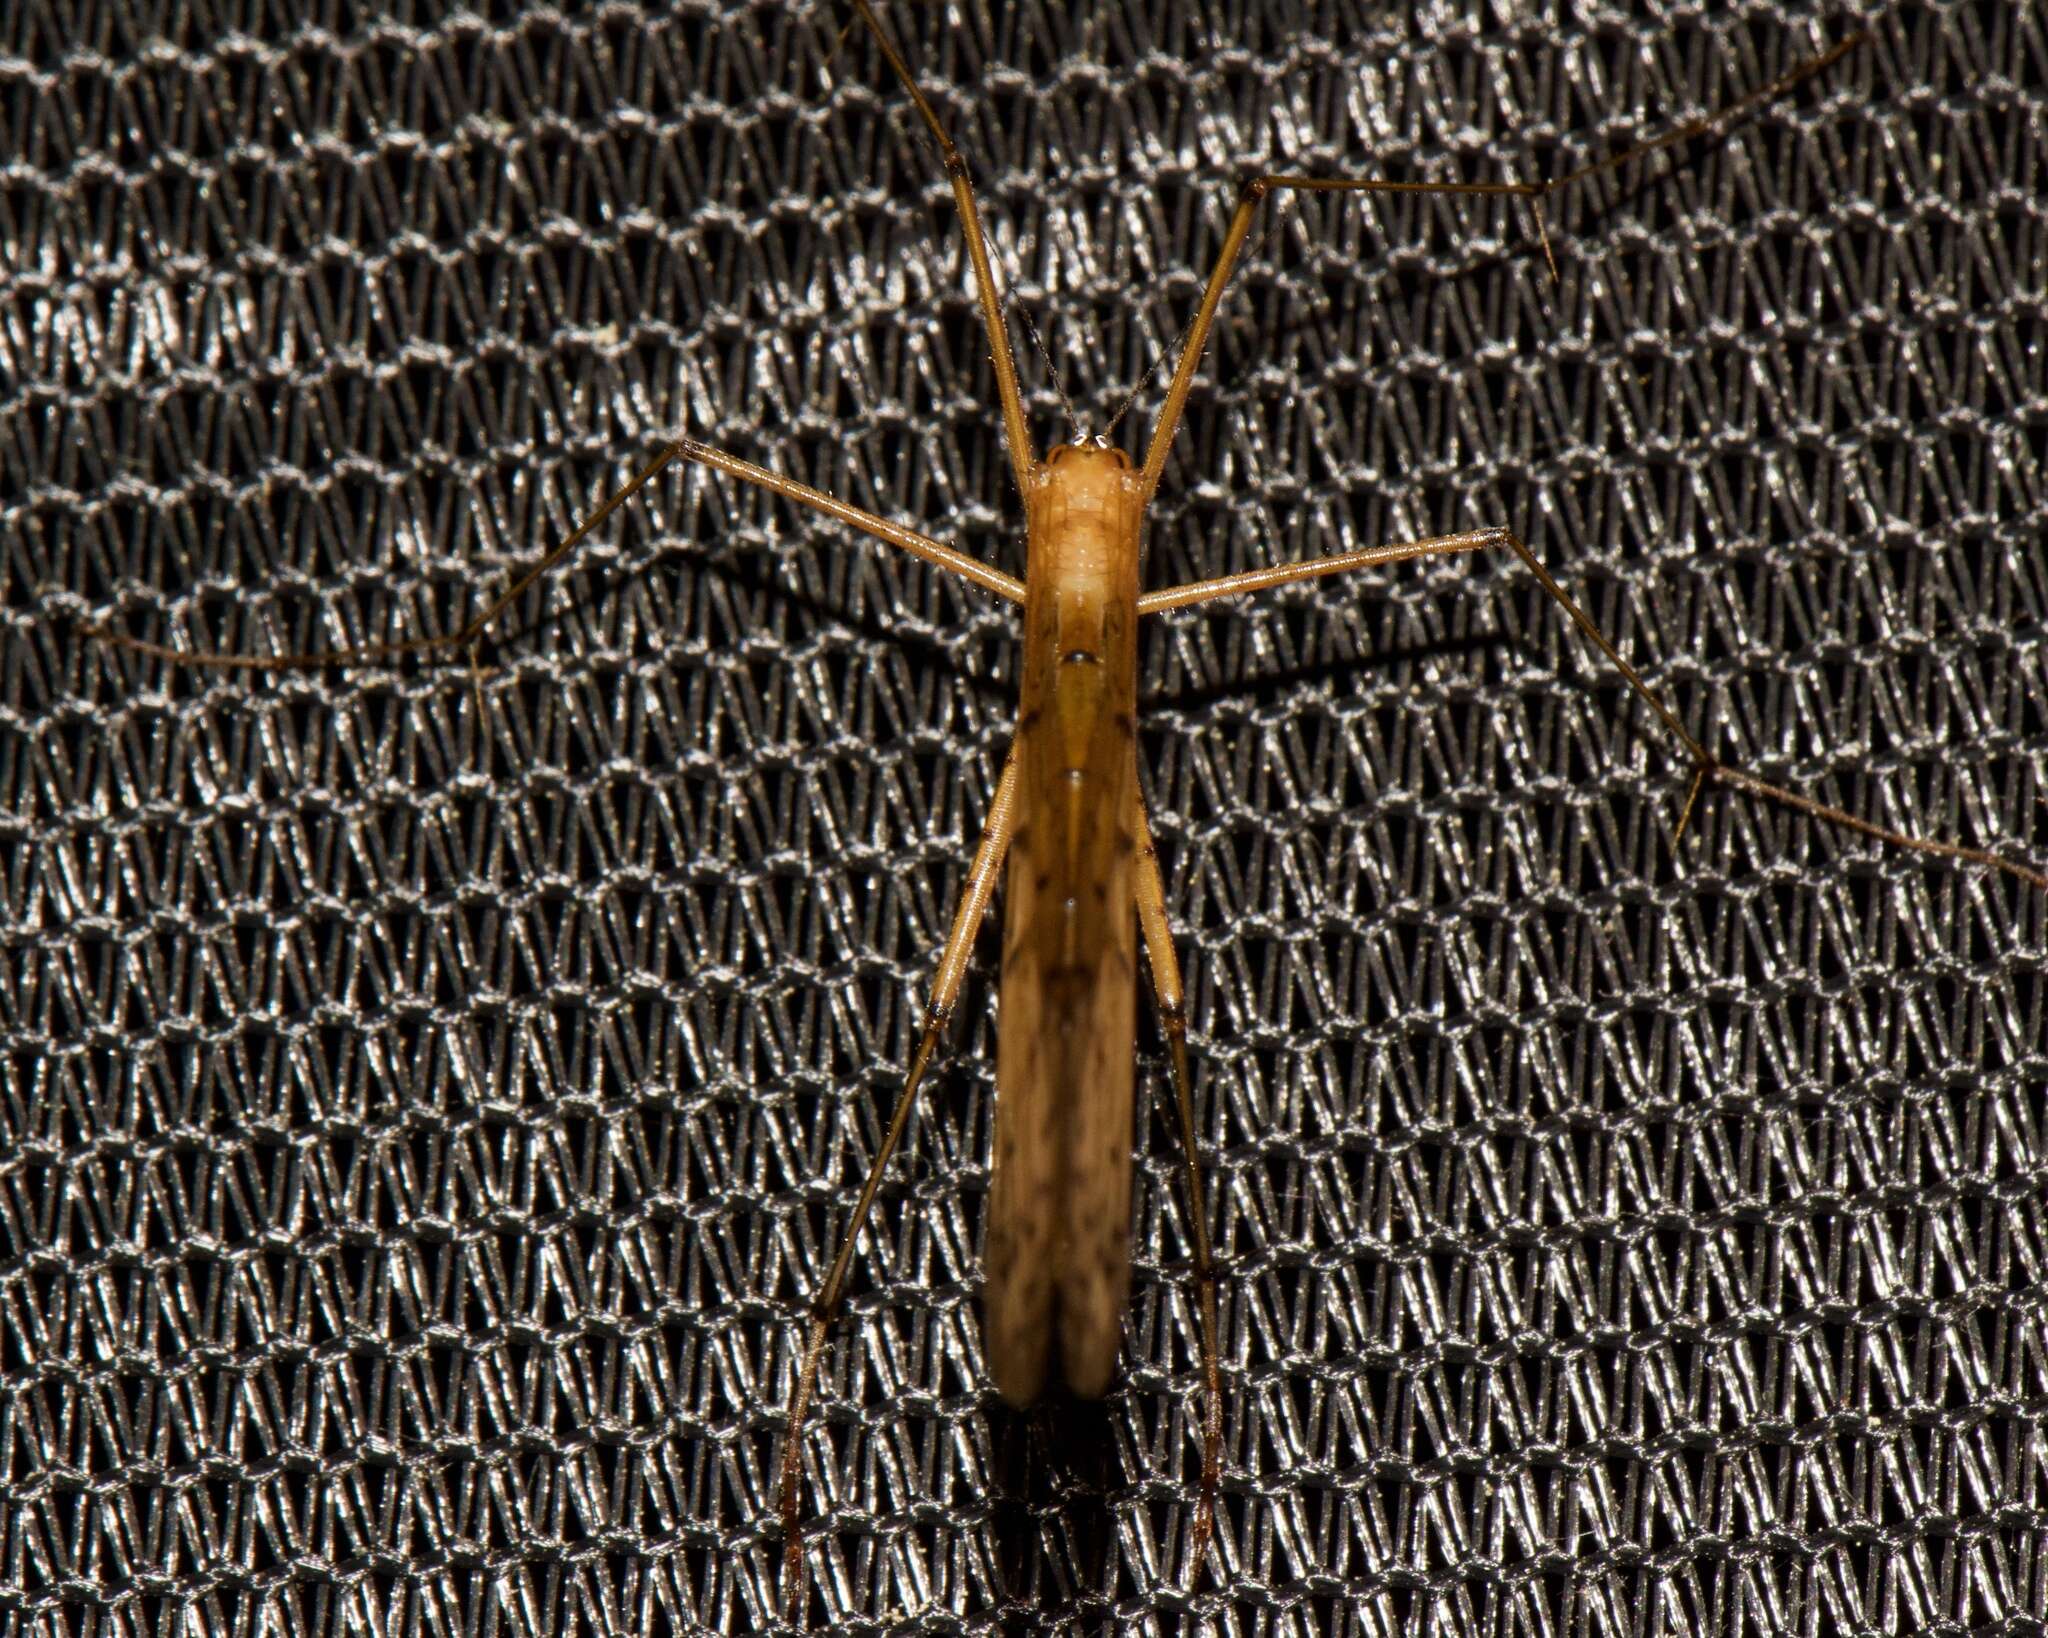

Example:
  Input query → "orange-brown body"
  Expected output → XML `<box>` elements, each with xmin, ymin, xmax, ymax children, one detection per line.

<box><xmin>985</xmin><ymin>442</ymin><xmax>1150</xmax><ymax>1403</ymax></box>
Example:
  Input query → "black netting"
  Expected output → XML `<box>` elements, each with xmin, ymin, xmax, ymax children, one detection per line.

<box><xmin>6</xmin><ymin>1</ymin><xmax>2047</xmax><ymax>1633</ymax></box>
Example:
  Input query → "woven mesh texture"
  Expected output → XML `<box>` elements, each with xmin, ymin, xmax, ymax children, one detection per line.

<box><xmin>7</xmin><ymin>0</ymin><xmax>2048</xmax><ymax>1632</ymax></box>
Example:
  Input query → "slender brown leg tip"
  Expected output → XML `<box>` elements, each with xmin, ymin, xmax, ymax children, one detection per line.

<box><xmin>1672</xmin><ymin>763</ymin><xmax>1710</xmax><ymax>856</ymax></box>
<box><xmin>776</xmin><ymin>1416</ymin><xmax>810</xmax><ymax>1626</ymax></box>
<box><xmin>84</xmin><ymin>623</ymin><xmax>151</xmax><ymax>658</ymax></box>
<box><xmin>1183</xmin><ymin>1360</ymin><xmax>1223</xmax><ymax>1594</ymax></box>
<box><xmin>780</xmin><ymin>1531</ymin><xmax>805</xmax><ymax>1627</ymax></box>
<box><xmin>1187</xmin><ymin>1497</ymin><xmax>1217</xmax><ymax>1591</ymax></box>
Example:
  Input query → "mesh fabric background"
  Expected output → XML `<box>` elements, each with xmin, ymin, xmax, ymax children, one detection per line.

<box><xmin>6</xmin><ymin>1</ymin><xmax>2048</xmax><ymax>1633</ymax></box>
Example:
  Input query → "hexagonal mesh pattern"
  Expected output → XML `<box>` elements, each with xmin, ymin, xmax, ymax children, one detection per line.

<box><xmin>6</xmin><ymin>1</ymin><xmax>2047</xmax><ymax>1634</ymax></box>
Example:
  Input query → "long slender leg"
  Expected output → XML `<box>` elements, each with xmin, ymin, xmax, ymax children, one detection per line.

<box><xmin>850</xmin><ymin>1</ymin><xmax>1036</xmax><ymax>499</ymax></box>
<box><xmin>87</xmin><ymin>434</ymin><xmax>1024</xmax><ymax>670</ymax></box>
<box><xmin>1138</xmin><ymin>33</ymin><xmax>1868</xmax><ymax>493</ymax></box>
<box><xmin>778</xmin><ymin>747</ymin><xmax>1022</xmax><ymax>1624</ymax></box>
<box><xmin>1144</xmin><ymin>527</ymin><xmax>2048</xmax><ymax>891</ymax></box>
<box><xmin>1137</xmin><ymin>528</ymin><xmax>1500</xmax><ymax>615</ymax></box>
<box><xmin>1130</xmin><ymin>785</ymin><xmax>1224</xmax><ymax>1583</ymax></box>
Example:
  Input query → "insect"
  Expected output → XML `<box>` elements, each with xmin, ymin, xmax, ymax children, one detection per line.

<box><xmin>79</xmin><ymin>5</ymin><xmax>2046</xmax><ymax>1627</ymax></box>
